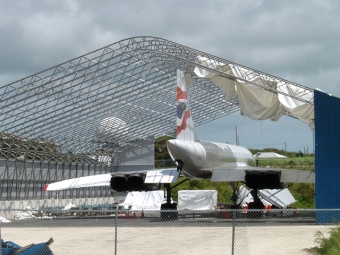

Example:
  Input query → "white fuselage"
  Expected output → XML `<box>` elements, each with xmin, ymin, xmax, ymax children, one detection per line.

<box><xmin>166</xmin><ymin>139</ymin><xmax>255</xmax><ymax>179</ymax></box>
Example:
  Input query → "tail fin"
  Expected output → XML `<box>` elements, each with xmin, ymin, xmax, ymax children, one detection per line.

<box><xmin>176</xmin><ymin>70</ymin><xmax>200</xmax><ymax>142</ymax></box>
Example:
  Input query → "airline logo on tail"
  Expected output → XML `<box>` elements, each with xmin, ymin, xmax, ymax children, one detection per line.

<box><xmin>176</xmin><ymin>86</ymin><xmax>190</xmax><ymax>136</ymax></box>
<box><xmin>176</xmin><ymin>70</ymin><xmax>199</xmax><ymax>142</ymax></box>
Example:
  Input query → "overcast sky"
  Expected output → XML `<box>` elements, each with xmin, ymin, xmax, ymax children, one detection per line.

<box><xmin>1</xmin><ymin>0</ymin><xmax>339</xmax><ymax>153</ymax></box>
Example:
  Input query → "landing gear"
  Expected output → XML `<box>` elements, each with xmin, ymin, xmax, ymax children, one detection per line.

<box><xmin>230</xmin><ymin>182</ymin><xmax>264</xmax><ymax>218</ymax></box>
<box><xmin>160</xmin><ymin>171</ymin><xmax>189</xmax><ymax>221</ymax></box>
<box><xmin>247</xmin><ymin>188</ymin><xmax>264</xmax><ymax>218</ymax></box>
<box><xmin>230</xmin><ymin>182</ymin><xmax>241</xmax><ymax>209</ymax></box>
<box><xmin>160</xmin><ymin>183</ymin><xmax>178</xmax><ymax>220</ymax></box>
<box><xmin>176</xmin><ymin>160</ymin><xmax>184</xmax><ymax>171</ymax></box>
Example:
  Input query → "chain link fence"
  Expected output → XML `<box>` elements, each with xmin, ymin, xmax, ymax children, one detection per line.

<box><xmin>1</xmin><ymin>207</ymin><xmax>339</xmax><ymax>254</ymax></box>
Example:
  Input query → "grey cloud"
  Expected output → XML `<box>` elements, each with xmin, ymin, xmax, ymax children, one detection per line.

<box><xmin>1</xmin><ymin>1</ymin><xmax>340</xmax><ymax>92</ymax></box>
<box><xmin>1</xmin><ymin>0</ymin><xmax>337</xmax><ymax>151</ymax></box>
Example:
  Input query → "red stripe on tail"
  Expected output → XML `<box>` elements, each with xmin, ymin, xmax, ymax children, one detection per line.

<box><xmin>176</xmin><ymin>110</ymin><xmax>191</xmax><ymax>136</ymax></box>
<box><xmin>176</xmin><ymin>87</ymin><xmax>187</xmax><ymax>101</ymax></box>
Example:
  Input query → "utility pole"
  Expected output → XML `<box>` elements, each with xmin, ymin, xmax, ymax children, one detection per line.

<box><xmin>284</xmin><ymin>142</ymin><xmax>286</xmax><ymax>155</ymax></box>
<box><xmin>235</xmin><ymin>126</ymin><xmax>239</xmax><ymax>145</ymax></box>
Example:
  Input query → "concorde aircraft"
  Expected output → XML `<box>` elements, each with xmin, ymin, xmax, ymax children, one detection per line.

<box><xmin>44</xmin><ymin>70</ymin><xmax>315</xmax><ymax>211</ymax></box>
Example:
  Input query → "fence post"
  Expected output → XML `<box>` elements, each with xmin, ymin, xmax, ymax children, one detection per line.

<box><xmin>231</xmin><ymin>209</ymin><xmax>236</xmax><ymax>255</ymax></box>
<box><xmin>0</xmin><ymin>221</ymin><xmax>2</xmax><ymax>255</ymax></box>
<box><xmin>115</xmin><ymin>205</ymin><xmax>118</xmax><ymax>255</ymax></box>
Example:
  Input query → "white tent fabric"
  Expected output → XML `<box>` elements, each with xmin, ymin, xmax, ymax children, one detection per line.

<box><xmin>14</xmin><ymin>206</ymin><xmax>37</xmax><ymax>220</ymax></box>
<box><xmin>177</xmin><ymin>190</ymin><xmax>217</xmax><ymax>210</ymax></box>
<box><xmin>236</xmin><ymin>79</ymin><xmax>285</xmax><ymax>121</ymax></box>
<box><xmin>210</xmin><ymin>75</ymin><xmax>237</xmax><ymax>102</ymax></box>
<box><xmin>194</xmin><ymin>56</ymin><xmax>229</xmax><ymax>78</ymax></box>
<box><xmin>230</xmin><ymin>64</ymin><xmax>286</xmax><ymax>121</ymax></box>
<box><xmin>277</xmin><ymin>84</ymin><xmax>314</xmax><ymax>125</ymax></box>
<box><xmin>0</xmin><ymin>216</ymin><xmax>11</xmax><ymax>223</ymax></box>
<box><xmin>122</xmin><ymin>191</ymin><xmax>169</xmax><ymax>211</ymax></box>
<box><xmin>194</xmin><ymin>56</ymin><xmax>314</xmax><ymax>126</ymax></box>
<box><xmin>194</xmin><ymin>57</ymin><xmax>237</xmax><ymax>102</ymax></box>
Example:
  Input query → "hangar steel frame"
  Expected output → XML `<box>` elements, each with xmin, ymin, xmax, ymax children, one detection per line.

<box><xmin>0</xmin><ymin>36</ymin><xmax>314</xmax><ymax>200</ymax></box>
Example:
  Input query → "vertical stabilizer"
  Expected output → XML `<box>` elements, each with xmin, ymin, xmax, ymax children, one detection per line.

<box><xmin>176</xmin><ymin>70</ymin><xmax>200</xmax><ymax>141</ymax></box>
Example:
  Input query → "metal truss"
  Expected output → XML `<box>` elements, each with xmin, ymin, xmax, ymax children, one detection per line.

<box><xmin>0</xmin><ymin>36</ymin><xmax>314</xmax><ymax>199</ymax></box>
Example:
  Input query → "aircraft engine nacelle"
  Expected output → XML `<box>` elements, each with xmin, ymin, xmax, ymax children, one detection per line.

<box><xmin>110</xmin><ymin>173</ymin><xmax>128</xmax><ymax>192</ymax></box>
<box><xmin>127</xmin><ymin>173</ymin><xmax>144</xmax><ymax>190</ymax></box>
<box><xmin>245</xmin><ymin>170</ymin><xmax>282</xmax><ymax>189</ymax></box>
<box><xmin>110</xmin><ymin>173</ymin><xmax>161</xmax><ymax>192</ymax></box>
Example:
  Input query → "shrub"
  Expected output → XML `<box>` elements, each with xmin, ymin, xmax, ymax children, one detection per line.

<box><xmin>314</xmin><ymin>225</ymin><xmax>340</xmax><ymax>254</ymax></box>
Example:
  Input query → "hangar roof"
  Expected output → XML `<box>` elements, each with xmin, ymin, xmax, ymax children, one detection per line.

<box><xmin>254</xmin><ymin>152</ymin><xmax>287</xmax><ymax>159</ymax></box>
<box><xmin>0</xmin><ymin>36</ymin><xmax>314</xmax><ymax>164</ymax></box>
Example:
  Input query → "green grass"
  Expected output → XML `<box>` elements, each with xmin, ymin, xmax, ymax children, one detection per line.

<box><xmin>288</xmin><ymin>183</ymin><xmax>315</xmax><ymax>208</ymax></box>
<box><xmin>256</xmin><ymin>157</ymin><xmax>314</xmax><ymax>169</ymax></box>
